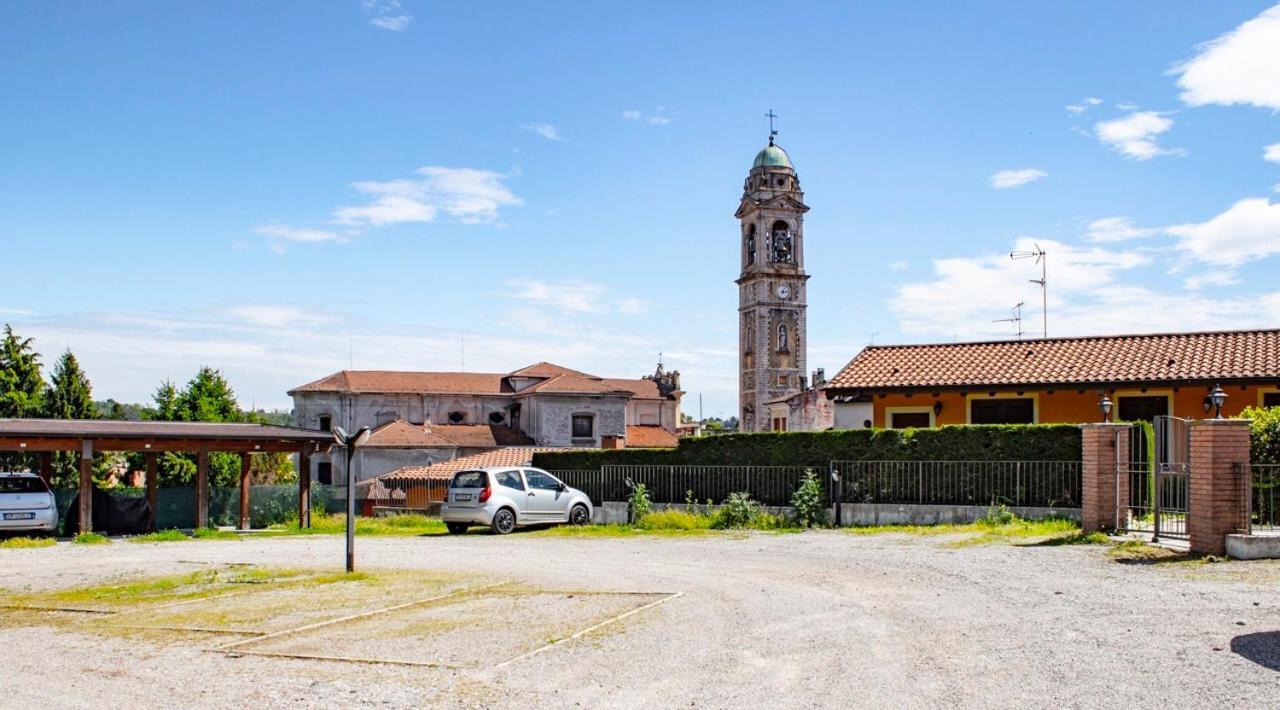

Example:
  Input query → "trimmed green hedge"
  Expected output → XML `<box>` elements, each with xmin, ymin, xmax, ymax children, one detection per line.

<box><xmin>532</xmin><ymin>424</ymin><xmax>1082</xmax><ymax>470</ymax></box>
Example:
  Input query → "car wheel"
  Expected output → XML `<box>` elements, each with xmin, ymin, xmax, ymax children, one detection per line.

<box><xmin>491</xmin><ymin>508</ymin><xmax>516</xmax><ymax>535</ymax></box>
<box><xmin>446</xmin><ymin>522</ymin><xmax>468</xmax><ymax>535</ymax></box>
<box><xmin>569</xmin><ymin>504</ymin><xmax>590</xmax><ymax>526</ymax></box>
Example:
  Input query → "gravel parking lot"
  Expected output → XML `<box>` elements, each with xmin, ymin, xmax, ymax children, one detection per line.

<box><xmin>2</xmin><ymin>531</ymin><xmax>1279</xmax><ymax>709</ymax></box>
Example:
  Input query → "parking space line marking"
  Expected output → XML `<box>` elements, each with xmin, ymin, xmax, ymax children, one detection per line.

<box><xmin>493</xmin><ymin>591</ymin><xmax>684</xmax><ymax>668</ymax></box>
<box><xmin>213</xmin><ymin>581</ymin><xmax>511</xmax><ymax>651</ymax></box>
<box><xmin>226</xmin><ymin>649</ymin><xmax>466</xmax><ymax>669</ymax></box>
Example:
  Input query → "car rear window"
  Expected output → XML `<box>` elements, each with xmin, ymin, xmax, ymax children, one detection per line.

<box><xmin>0</xmin><ymin>477</ymin><xmax>49</xmax><ymax>493</ymax></box>
<box><xmin>450</xmin><ymin>471</ymin><xmax>486</xmax><ymax>489</ymax></box>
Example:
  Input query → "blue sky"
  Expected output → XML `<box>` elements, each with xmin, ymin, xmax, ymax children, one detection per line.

<box><xmin>3</xmin><ymin>1</ymin><xmax>1280</xmax><ymax>418</ymax></box>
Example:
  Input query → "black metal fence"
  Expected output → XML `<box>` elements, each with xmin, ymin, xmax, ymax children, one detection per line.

<box><xmin>552</xmin><ymin>461</ymin><xmax>1082</xmax><ymax>509</ymax></box>
<box><xmin>1252</xmin><ymin>464</ymin><xmax>1280</xmax><ymax>533</ymax></box>
<box><xmin>832</xmin><ymin>460</ymin><xmax>1081</xmax><ymax>508</ymax></box>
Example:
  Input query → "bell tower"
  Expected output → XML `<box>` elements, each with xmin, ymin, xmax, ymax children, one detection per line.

<box><xmin>735</xmin><ymin>119</ymin><xmax>809</xmax><ymax>433</ymax></box>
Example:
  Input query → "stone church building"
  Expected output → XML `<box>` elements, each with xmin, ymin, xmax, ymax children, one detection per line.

<box><xmin>736</xmin><ymin>133</ymin><xmax>833</xmax><ymax>432</ymax></box>
<box><xmin>290</xmin><ymin>362</ymin><xmax>682</xmax><ymax>483</ymax></box>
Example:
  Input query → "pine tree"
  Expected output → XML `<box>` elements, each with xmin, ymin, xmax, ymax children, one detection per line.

<box><xmin>175</xmin><ymin>367</ymin><xmax>241</xmax><ymax>423</ymax></box>
<box><xmin>0</xmin><ymin>324</ymin><xmax>45</xmax><ymax>418</ymax></box>
<box><xmin>149</xmin><ymin>380</ymin><xmax>179</xmax><ymax>421</ymax></box>
<box><xmin>45</xmin><ymin>350</ymin><xmax>97</xmax><ymax>420</ymax></box>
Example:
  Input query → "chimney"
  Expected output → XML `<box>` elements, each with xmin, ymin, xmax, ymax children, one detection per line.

<box><xmin>601</xmin><ymin>434</ymin><xmax>624</xmax><ymax>450</ymax></box>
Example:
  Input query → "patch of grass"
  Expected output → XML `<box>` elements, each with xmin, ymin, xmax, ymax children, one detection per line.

<box><xmin>636</xmin><ymin>510</ymin><xmax>713</xmax><ymax>531</ymax></box>
<box><xmin>1032</xmin><ymin>530</ymin><xmax>1112</xmax><ymax>546</ymax></box>
<box><xmin>847</xmin><ymin>516</ymin><xmax>1081</xmax><ymax>546</ymax></box>
<box><xmin>71</xmin><ymin>532</ymin><xmax>110</xmax><ymax>545</ymax></box>
<box><xmin>127</xmin><ymin>529</ymin><xmax>190</xmax><ymax>543</ymax></box>
<box><xmin>269</xmin><ymin>513</ymin><xmax>447</xmax><ymax>537</ymax></box>
<box><xmin>192</xmin><ymin>528</ymin><xmax>242</xmax><ymax>540</ymax></box>
<box><xmin>0</xmin><ymin>536</ymin><xmax>56</xmax><ymax>549</ymax></box>
<box><xmin>1108</xmin><ymin>539</ymin><xmax>1186</xmax><ymax>563</ymax></box>
<box><xmin>11</xmin><ymin>567</ymin><xmax>320</xmax><ymax>609</ymax></box>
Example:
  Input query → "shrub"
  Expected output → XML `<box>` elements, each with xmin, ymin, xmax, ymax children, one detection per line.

<box><xmin>1241</xmin><ymin>406</ymin><xmax>1280</xmax><ymax>465</ymax></box>
<box><xmin>712</xmin><ymin>491</ymin><xmax>765</xmax><ymax>529</ymax></box>
<box><xmin>977</xmin><ymin>504</ymin><xmax>1016</xmax><ymax>527</ymax></box>
<box><xmin>628</xmin><ymin>482</ymin><xmax>652</xmax><ymax>523</ymax></box>
<box><xmin>636</xmin><ymin>509</ymin><xmax>712</xmax><ymax>530</ymax></box>
<box><xmin>790</xmin><ymin>469</ymin><xmax>828</xmax><ymax>528</ymax></box>
<box><xmin>532</xmin><ymin>424</ymin><xmax>1081</xmax><ymax>470</ymax></box>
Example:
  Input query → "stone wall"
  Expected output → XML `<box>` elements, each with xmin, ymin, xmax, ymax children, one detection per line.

<box><xmin>530</xmin><ymin>395</ymin><xmax>627</xmax><ymax>447</ymax></box>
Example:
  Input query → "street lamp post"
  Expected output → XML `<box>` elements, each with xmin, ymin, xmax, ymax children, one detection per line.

<box><xmin>332</xmin><ymin>425</ymin><xmax>371</xmax><ymax>573</ymax></box>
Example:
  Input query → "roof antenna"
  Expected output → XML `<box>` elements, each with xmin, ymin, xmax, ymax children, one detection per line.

<box><xmin>993</xmin><ymin>301</ymin><xmax>1025</xmax><ymax>340</ymax></box>
<box><xmin>765</xmin><ymin>109</ymin><xmax>778</xmax><ymax>145</ymax></box>
<box><xmin>1010</xmin><ymin>244</ymin><xmax>1048</xmax><ymax>338</ymax></box>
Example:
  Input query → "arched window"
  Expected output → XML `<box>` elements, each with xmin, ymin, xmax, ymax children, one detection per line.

<box><xmin>746</xmin><ymin>224</ymin><xmax>756</xmax><ymax>264</ymax></box>
<box><xmin>770</xmin><ymin>220</ymin><xmax>793</xmax><ymax>264</ymax></box>
<box><xmin>777</xmin><ymin>323</ymin><xmax>789</xmax><ymax>352</ymax></box>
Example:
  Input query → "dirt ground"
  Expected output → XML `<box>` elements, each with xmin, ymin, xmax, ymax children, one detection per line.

<box><xmin>1</xmin><ymin>531</ymin><xmax>1278</xmax><ymax>709</ymax></box>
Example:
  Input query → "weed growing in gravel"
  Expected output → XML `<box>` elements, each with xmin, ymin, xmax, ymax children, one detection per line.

<box><xmin>0</xmin><ymin>536</ymin><xmax>56</xmax><ymax>549</ymax></box>
<box><xmin>635</xmin><ymin>510</ymin><xmax>712</xmax><ymax>531</ymax></box>
<box><xmin>628</xmin><ymin>483</ymin><xmax>652</xmax><ymax>523</ymax></box>
<box><xmin>192</xmin><ymin>528</ymin><xmax>242</xmax><ymax>540</ymax></box>
<box><xmin>269</xmin><ymin>513</ymin><xmax>446</xmax><ymax>537</ymax></box>
<box><xmin>790</xmin><ymin>470</ymin><xmax>828</xmax><ymax>528</ymax></box>
<box><xmin>847</xmin><ymin>516</ymin><xmax>1079</xmax><ymax>544</ymax></box>
<box><xmin>128</xmin><ymin>530</ymin><xmax>190</xmax><ymax>543</ymax></box>
<box><xmin>72</xmin><ymin>532</ymin><xmax>109</xmax><ymax>545</ymax></box>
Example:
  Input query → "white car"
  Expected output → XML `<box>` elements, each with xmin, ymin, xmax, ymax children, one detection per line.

<box><xmin>0</xmin><ymin>472</ymin><xmax>58</xmax><ymax>536</ymax></box>
<box><xmin>441</xmin><ymin>467</ymin><xmax>593</xmax><ymax>535</ymax></box>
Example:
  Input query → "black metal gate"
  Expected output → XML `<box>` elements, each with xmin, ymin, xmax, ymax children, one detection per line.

<box><xmin>1116</xmin><ymin>415</ymin><xmax>1190</xmax><ymax>541</ymax></box>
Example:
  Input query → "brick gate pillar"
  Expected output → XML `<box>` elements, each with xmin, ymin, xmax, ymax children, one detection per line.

<box><xmin>1188</xmin><ymin>419</ymin><xmax>1251</xmax><ymax>555</ymax></box>
<box><xmin>1080</xmin><ymin>423</ymin><xmax>1129</xmax><ymax>533</ymax></box>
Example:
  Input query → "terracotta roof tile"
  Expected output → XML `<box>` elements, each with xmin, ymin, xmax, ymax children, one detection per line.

<box><xmin>363</xmin><ymin>420</ymin><xmax>535</xmax><ymax>448</ymax></box>
<box><xmin>827</xmin><ymin>329</ymin><xmax>1280</xmax><ymax>391</ymax></box>
<box><xmin>289</xmin><ymin>371</ymin><xmax>510</xmax><ymax>395</ymax></box>
<box><xmin>363</xmin><ymin>420</ymin><xmax>458</xmax><ymax>448</ymax></box>
<box><xmin>517</xmin><ymin>373</ymin><xmax>634</xmax><ymax>396</ymax></box>
<box><xmin>380</xmin><ymin>447</ymin><xmax>569</xmax><ymax>482</ymax></box>
<box><xmin>625</xmin><ymin>425</ymin><xmax>678</xmax><ymax>448</ymax></box>
<box><xmin>600</xmin><ymin>378</ymin><xmax>665</xmax><ymax>400</ymax></box>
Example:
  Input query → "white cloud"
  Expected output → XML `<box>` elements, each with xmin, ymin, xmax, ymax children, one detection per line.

<box><xmin>1116</xmin><ymin>102</ymin><xmax>1139</xmax><ymax>111</ymax></box>
<box><xmin>505</xmin><ymin>278</ymin><xmax>606</xmax><ymax>314</ymax></box>
<box><xmin>1265</xmin><ymin>142</ymin><xmax>1280</xmax><ymax>163</ymax></box>
<box><xmin>1167</xmin><ymin>197</ymin><xmax>1280</xmax><ymax>267</ymax></box>
<box><xmin>1171</xmin><ymin>4</ymin><xmax>1280</xmax><ymax>110</ymax></box>
<box><xmin>617</xmin><ymin>298</ymin><xmax>650</xmax><ymax>315</ymax></box>
<box><xmin>888</xmin><ymin>260</ymin><xmax>909</xmax><ymax>271</ymax></box>
<box><xmin>990</xmin><ymin>168</ymin><xmax>1047</xmax><ymax>189</ymax></box>
<box><xmin>1084</xmin><ymin>216</ymin><xmax>1155</xmax><ymax>242</ymax></box>
<box><xmin>521</xmin><ymin>123</ymin><xmax>563</xmax><ymax>141</ymax></box>
<box><xmin>224</xmin><ymin>305</ymin><xmax>334</xmax><ymax>329</ymax></box>
<box><xmin>364</xmin><ymin>0</ymin><xmax>411</xmax><ymax>31</ymax></box>
<box><xmin>890</xmin><ymin>238</ymin><xmax>1280</xmax><ymax>339</ymax></box>
<box><xmin>1065</xmin><ymin>97</ymin><xmax>1104</xmax><ymax>114</ymax></box>
<box><xmin>891</xmin><ymin>239</ymin><xmax>1150</xmax><ymax>337</ymax></box>
<box><xmin>1094</xmin><ymin>111</ymin><xmax>1182</xmax><ymax>160</ymax></box>
<box><xmin>334</xmin><ymin>166</ymin><xmax>521</xmax><ymax>227</ymax></box>
<box><xmin>252</xmin><ymin>224</ymin><xmax>346</xmax><ymax>254</ymax></box>
<box><xmin>622</xmin><ymin>109</ymin><xmax>670</xmax><ymax>125</ymax></box>
<box><xmin>1183</xmin><ymin>271</ymin><xmax>1240</xmax><ymax>290</ymax></box>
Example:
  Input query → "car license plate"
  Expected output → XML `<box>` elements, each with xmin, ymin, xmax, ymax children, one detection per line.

<box><xmin>3</xmin><ymin>512</ymin><xmax>35</xmax><ymax>520</ymax></box>
<box><xmin>454</xmin><ymin>494</ymin><xmax>472</xmax><ymax>502</ymax></box>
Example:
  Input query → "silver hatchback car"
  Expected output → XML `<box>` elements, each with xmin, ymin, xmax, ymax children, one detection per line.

<box><xmin>0</xmin><ymin>472</ymin><xmax>59</xmax><ymax>536</ymax></box>
<box><xmin>441</xmin><ymin>467</ymin><xmax>593</xmax><ymax>535</ymax></box>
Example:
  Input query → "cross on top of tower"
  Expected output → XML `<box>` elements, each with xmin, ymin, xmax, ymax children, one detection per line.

<box><xmin>765</xmin><ymin>109</ymin><xmax>778</xmax><ymax>145</ymax></box>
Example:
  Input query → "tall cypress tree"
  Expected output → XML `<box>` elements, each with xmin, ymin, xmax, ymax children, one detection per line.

<box><xmin>45</xmin><ymin>350</ymin><xmax>97</xmax><ymax>420</ymax></box>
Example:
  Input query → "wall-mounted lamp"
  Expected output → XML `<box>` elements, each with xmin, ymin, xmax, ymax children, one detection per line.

<box><xmin>1099</xmin><ymin>394</ymin><xmax>1113</xmax><ymax>423</ymax></box>
<box><xmin>932</xmin><ymin>401</ymin><xmax>943</xmax><ymax>417</ymax></box>
<box><xmin>1209</xmin><ymin>384</ymin><xmax>1227</xmax><ymax>419</ymax></box>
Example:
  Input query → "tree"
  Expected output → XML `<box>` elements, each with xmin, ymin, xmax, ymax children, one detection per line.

<box><xmin>174</xmin><ymin>367</ymin><xmax>242</xmax><ymax>423</ymax></box>
<box><xmin>45</xmin><ymin>350</ymin><xmax>97</xmax><ymax>420</ymax></box>
<box><xmin>0</xmin><ymin>324</ymin><xmax>44</xmax><ymax>418</ymax></box>
<box><xmin>148</xmin><ymin>380</ymin><xmax>179</xmax><ymax>422</ymax></box>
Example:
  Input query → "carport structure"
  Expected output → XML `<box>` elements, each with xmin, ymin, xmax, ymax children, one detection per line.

<box><xmin>0</xmin><ymin>419</ymin><xmax>332</xmax><ymax>534</ymax></box>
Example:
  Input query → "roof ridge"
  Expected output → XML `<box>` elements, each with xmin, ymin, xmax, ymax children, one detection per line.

<box><xmin>863</xmin><ymin>327</ymin><xmax>1280</xmax><ymax>351</ymax></box>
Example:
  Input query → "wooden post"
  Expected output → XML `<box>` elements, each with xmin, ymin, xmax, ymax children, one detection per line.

<box><xmin>195</xmin><ymin>446</ymin><xmax>209</xmax><ymax>529</ymax></box>
<box><xmin>38</xmin><ymin>452</ymin><xmax>52</xmax><ymax>487</ymax></box>
<box><xmin>145</xmin><ymin>452</ymin><xmax>158</xmax><ymax>531</ymax></box>
<box><xmin>239</xmin><ymin>452</ymin><xmax>252</xmax><ymax>531</ymax></box>
<box><xmin>298</xmin><ymin>446</ymin><xmax>312</xmax><ymax>529</ymax></box>
<box><xmin>78</xmin><ymin>439</ymin><xmax>93</xmax><ymax>535</ymax></box>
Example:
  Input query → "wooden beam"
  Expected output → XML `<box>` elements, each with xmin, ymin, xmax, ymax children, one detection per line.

<box><xmin>78</xmin><ymin>440</ymin><xmax>93</xmax><ymax>535</ymax></box>
<box><xmin>0</xmin><ymin>437</ymin><xmax>325</xmax><ymax>453</ymax></box>
<box><xmin>239</xmin><ymin>452</ymin><xmax>252</xmax><ymax>531</ymax></box>
<box><xmin>38</xmin><ymin>452</ymin><xmax>52</xmax><ymax>486</ymax></box>
<box><xmin>298</xmin><ymin>446</ymin><xmax>311</xmax><ymax>529</ymax></box>
<box><xmin>195</xmin><ymin>446</ymin><xmax>209</xmax><ymax>529</ymax></box>
<box><xmin>145</xmin><ymin>452</ymin><xmax>158</xmax><ymax>531</ymax></box>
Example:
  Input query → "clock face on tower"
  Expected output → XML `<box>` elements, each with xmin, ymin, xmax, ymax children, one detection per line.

<box><xmin>775</xmin><ymin>284</ymin><xmax>791</xmax><ymax>300</ymax></box>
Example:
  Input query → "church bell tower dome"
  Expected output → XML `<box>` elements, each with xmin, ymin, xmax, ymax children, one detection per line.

<box><xmin>752</xmin><ymin>141</ymin><xmax>793</xmax><ymax>169</ymax></box>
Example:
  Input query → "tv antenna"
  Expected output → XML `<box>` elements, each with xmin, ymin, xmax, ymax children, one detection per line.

<box><xmin>993</xmin><ymin>301</ymin><xmax>1025</xmax><ymax>339</ymax></box>
<box><xmin>1010</xmin><ymin>244</ymin><xmax>1047</xmax><ymax>338</ymax></box>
